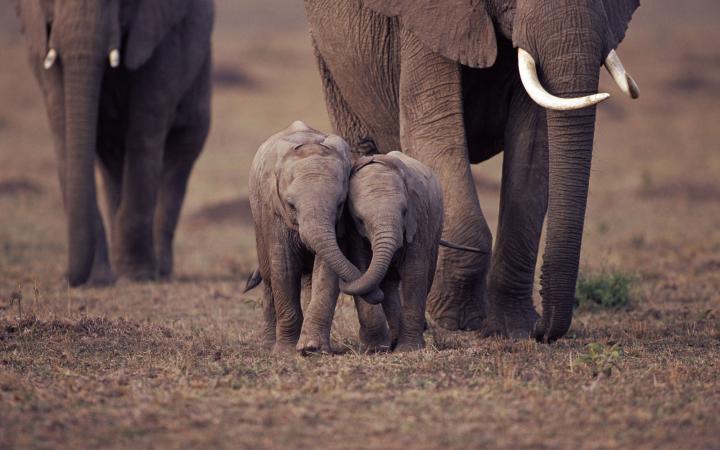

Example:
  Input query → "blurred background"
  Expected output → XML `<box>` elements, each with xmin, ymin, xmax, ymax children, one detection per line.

<box><xmin>1</xmin><ymin>0</ymin><xmax>719</xmax><ymax>289</ymax></box>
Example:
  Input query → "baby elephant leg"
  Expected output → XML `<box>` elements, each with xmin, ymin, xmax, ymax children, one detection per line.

<box><xmin>298</xmin><ymin>257</ymin><xmax>339</xmax><ymax>355</ymax></box>
<box><xmin>380</xmin><ymin>274</ymin><xmax>402</xmax><ymax>350</ymax></box>
<box><xmin>355</xmin><ymin>299</ymin><xmax>391</xmax><ymax>353</ymax></box>
<box><xmin>396</xmin><ymin>258</ymin><xmax>430</xmax><ymax>352</ymax></box>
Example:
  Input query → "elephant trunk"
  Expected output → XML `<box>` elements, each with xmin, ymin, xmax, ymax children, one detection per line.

<box><xmin>342</xmin><ymin>221</ymin><xmax>401</xmax><ymax>296</ymax></box>
<box><xmin>534</xmin><ymin>39</ymin><xmax>601</xmax><ymax>342</ymax></box>
<box><xmin>61</xmin><ymin>13</ymin><xmax>105</xmax><ymax>286</ymax></box>
<box><xmin>300</xmin><ymin>219</ymin><xmax>362</xmax><ymax>283</ymax></box>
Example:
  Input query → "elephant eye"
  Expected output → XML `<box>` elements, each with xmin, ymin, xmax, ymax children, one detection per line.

<box><xmin>286</xmin><ymin>200</ymin><xmax>296</xmax><ymax>212</ymax></box>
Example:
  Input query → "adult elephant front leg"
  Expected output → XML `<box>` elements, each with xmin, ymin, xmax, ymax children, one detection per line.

<box><xmin>114</xmin><ymin>107</ymin><xmax>169</xmax><ymax>281</ymax></box>
<box><xmin>485</xmin><ymin>89</ymin><xmax>547</xmax><ymax>338</ymax></box>
<box><xmin>399</xmin><ymin>29</ymin><xmax>492</xmax><ymax>331</ymax></box>
<box><xmin>154</xmin><ymin>58</ymin><xmax>211</xmax><ymax>278</ymax></box>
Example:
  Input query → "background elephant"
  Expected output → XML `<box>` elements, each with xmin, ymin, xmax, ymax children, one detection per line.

<box><xmin>14</xmin><ymin>0</ymin><xmax>214</xmax><ymax>285</ymax></box>
<box><xmin>304</xmin><ymin>0</ymin><xmax>640</xmax><ymax>341</ymax></box>
<box><xmin>249</xmin><ymin>121</ymin><xmax>383</xmax><ymax>353</ymax></box>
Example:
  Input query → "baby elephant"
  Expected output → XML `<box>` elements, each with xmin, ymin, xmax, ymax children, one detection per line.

<box><xmin>249</xmin><ymin>121</ymin><xmax>379</xmax><ymax>353</ymax></box>
<box><xmin>304</xmin><ymin>151</ymin><xmax>444</xmax><ymax>352</ymax></box>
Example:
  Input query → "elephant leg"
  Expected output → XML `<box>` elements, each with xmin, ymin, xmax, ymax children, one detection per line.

<box><xmin>380</xmin><ymin>272</ymin><xmax>402</xmax><ymax>350</ymax></box>
<box><xmin>485</xmin><ymin>89</ymin><xmax>548</xmax><ymax>338</ymax></box>
<box><xmin>113</xmin><ymin>108</ymin><xmax>171</xmax><ymax>281</ymax></box>
<box><xmin>312</xmin><ymin>39</ymin><xmax>377</xmax><ymax>159</ymax></box>
<box><xmin>87</xmin><ymin>198</ymin><xmax>115</xmax><ymax>286</ymax></box>
<box><xmin>399</xmin><ymin>29</ymin><xmax>492</xmax><ymax>331</ymax></box>
<box><xmin>154</xmin><ymin>123</ymin><xmax>207</xmax><ymax>278</ymax></box>
<box><xmin>348</xmin><ymin>234</ymin><xmax>390</xmax><ymax>352</ymax></box>
<box><xmin>395</xmin><ymin>254</ymin><xmax>430</xmax><ymax>352</ymax></box>
<box><xmin>355</xmin><ymin>298</ymin><xmax>391</xmax><ymax>353</ymax></box>
<box><xmin>261</xmin><ymin>282</ymin><xmax>276</xmax><ymax>350</ymax></box>
<box><xmin>298</xmin><ymin>257</ymin><xmax>339</xmax><ymax>354</ymax></box>
<box><xmin>269</xmin><ymin>241</ymin><xmax>304</xmax><ymax>354</ymax></box>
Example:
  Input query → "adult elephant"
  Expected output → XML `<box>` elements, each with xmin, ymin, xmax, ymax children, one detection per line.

<box><xmin>304</xmin><ymin>0</ymin><xmax>640</xmax><ymax>342</ymax></box>
<box><xmin>14</xmin><ymin>0</ymin><xmax>213</xmax><ymax>286</ymax></box>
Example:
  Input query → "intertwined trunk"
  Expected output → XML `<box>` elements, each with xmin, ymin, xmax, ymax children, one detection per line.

<box><xmin>342</xmin><ymin>218</ymin><xmax>402</xmax><ymax>296</ymax></box>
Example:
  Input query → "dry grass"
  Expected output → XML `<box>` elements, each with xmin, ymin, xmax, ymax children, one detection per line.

<box><xmin>1</xmin><ymin>0</ymin><xmax>720</xmax><ymax>448</ymax></box>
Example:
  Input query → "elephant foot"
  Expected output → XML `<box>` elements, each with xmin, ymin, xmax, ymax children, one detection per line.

<box><xmin>394</xmin><ymin>336</ymin><xmax>424</xmax><ymax>353</ymax></box>
<box><xmin>483</xmin><ymin>293</ymin><xmax>539</xmax><ymax>339</ymax></box>
<box><xmin>156</xmin><ymin>247</ymin><xmax>173</xmax><ymax>279</ymax></box>
<box><xmin>88</xmin><ymin>265</ymin><xmax>117</xmax><ymax>287</ymax></box>
<box><xmin>359</xmin><ymin>326</ymin><xmax>391</xmax><ymax>353</ymax></box>
<box><xmin>114</xmin><ymin>257</ymin><xmax>157</xmax><ymax>282</ymax></box>
<box><xmin>427</xmin><ymin>286</ymin><xmax>486</xmax><ymax>331</ymax></box>
<box><xmin>116</xmin><ymin>267</ymin><xmax>157</xmax><ymax>282</ymax></box>
<box><xmin>272</xmin><ymin>341</ymin><xmax>298</xmax><ymax>355</ymax></box>
<box><xmin>297</xmin><ymin>332</ymin><xmax>332</xmax><ymax>356</ymax></box>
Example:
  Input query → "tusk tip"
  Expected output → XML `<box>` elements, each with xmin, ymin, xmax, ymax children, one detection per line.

<box><xmin>626</xmin><ymin>73</ymin><xmax>640</xmax><ymax>99</ymax></box>
<box><xmin>109</xmin><ymin>49</ymin><xmax>120</xmax><ymax>68</ymax></box>
<box><xmin>43</xmin><ymin>48</ymin><xmax>57</xmax><ymax>70</ymax></box>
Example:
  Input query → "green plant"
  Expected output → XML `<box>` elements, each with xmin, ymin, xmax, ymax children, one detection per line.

<box><xmin>575</xmin><ymin>270</ymin><xmax>635</xmax><ymax>310</ymax></box>
<box><xmin>576</xmin><ymin>343</ymin><xmax>624</xmax><ymax>378</ymax></box>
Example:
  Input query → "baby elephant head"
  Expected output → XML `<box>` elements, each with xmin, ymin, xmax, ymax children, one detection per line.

<box><xmin>272</xmin><ymin>123</ymin><xmax>360</xmax><ymax>282</ymax></box>
<box><xmin>341</xmin><ymin>152</ymin><xmax>421</xmax><ymax>297</ymax></box>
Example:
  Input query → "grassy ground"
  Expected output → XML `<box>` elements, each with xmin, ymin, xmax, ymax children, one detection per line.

<box><xmin>1</xmin><ymin>1</ymin><xmax>719</xmax><ymax>448</ymax></box>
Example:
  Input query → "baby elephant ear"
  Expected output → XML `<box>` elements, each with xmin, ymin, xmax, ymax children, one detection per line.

<box><xmin>362</xmin><ymin>0</ymin><xmax>497</xmax><ymax>68</ymax></box>
<box><xmin>125</xmin><ymin>0</ymin><xmax>192</xmax><ymax>70</ymax></box>
<box><xmin>381</xmin><ymin>155</ymin><xmax>419</xmax><ymax>244</ymax></box>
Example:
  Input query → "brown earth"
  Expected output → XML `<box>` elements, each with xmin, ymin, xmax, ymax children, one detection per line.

<box><xmin>1</xmin><ymin>1</ymin><xmax>719</xmax><ymax>449</ymax></box>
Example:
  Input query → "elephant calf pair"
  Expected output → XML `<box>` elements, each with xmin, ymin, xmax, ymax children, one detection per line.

<box><xmin>247</xmin><ymin>121</ymin><xmax>454</xmax><ymax>354</ymax></box>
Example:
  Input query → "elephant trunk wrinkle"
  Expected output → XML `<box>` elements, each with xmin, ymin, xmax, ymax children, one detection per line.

<box><xmin>342</xmin><ymin>230</ymin><xmax>400</xmax><ymax>296</ymax></box>
<box><xmin>538</xmin><ymin>101</ymin><xmax>598</xmax><ymax>342</ymax></box>
<box><xmin>62</xmin><ymin>60</ymin><xmax>104</xmax><ymax>285</ymax></box>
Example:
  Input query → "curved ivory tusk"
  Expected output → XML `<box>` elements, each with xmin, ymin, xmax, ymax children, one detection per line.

<box><xmin>43</xmin><ymin>48</ymin><xmax>57</xmax><ymax>70</ymax></box>
<box><xmin>109</xmin><ymin>49</ymin><xmax>120</xmax><ymax>68</ymax></box>
<box><xmin>604</xmin><ymin>49</ymin><xmax>640</xmax><ymax>99</ymax></box>
<box><xmin>517</xmin><ymin>48</ymin><xmax>610</xmax><ymax>111</ymax></box>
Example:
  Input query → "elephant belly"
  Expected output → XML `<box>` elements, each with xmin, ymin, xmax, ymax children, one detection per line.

<box><xmin>461</xmin><ymin>37</ymin><xmax>518</xmax><ymax>164</ymax></box>
<box><xmin>306</xmin><ymin>0</ymin><xmax>401</xmax><ymax>153</ymax></box>
<box><xmin>97</xmin><ymin>69</ymin><xmax>131</xmax><ymax>168</ymax></box>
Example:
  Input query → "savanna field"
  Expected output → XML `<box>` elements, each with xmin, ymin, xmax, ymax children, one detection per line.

<box><xmin>1</xmin><ymin>1</ymin><xmax>719</xmax><ymax>448</ymax></box>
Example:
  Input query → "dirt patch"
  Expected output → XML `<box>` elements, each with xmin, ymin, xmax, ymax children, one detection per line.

<box><xmin>639</xmin><ymin>179</ymin><xmax>720</xmax><ymax>202</ymax></box>
<box><xmin>0</xmin><ymin>177</ymin><xmax>43</xmax><ymax>197</ymax></box>
<box><xmin>212</xmin><ymin>64</ymin><xmax>256</xmax><ymax>89</ymax></box>
<box><xmin>666</xmin><ymin>73</ymin><xmax>719</xmax><ymax>94</ymax></box>
<box><xmin>188</xmin><ymin>196</ymin><xmax>253</xmax><ymax>226</ymax></box>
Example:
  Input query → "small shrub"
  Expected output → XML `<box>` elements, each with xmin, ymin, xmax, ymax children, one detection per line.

<box><xmin>575</xmin><ymin>270</ymin><xmax>635</xmax><ymax>310</ymax></box>
<box><xmin>576</xmin><ymin>342</ymin><xmax>624</xmax><ymax>378</ymax></box>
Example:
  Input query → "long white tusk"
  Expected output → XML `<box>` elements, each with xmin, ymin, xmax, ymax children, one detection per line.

<box><xmin>517</xmin><ymin>48</ymin><xmax>610</xmax><ymax>111</ymax></box>
<box><xmin>604</xmin><ymin>49</ymin><xmax>640</xmax><ymax>99</ymax></box>
<box><xmin>109</xmin><ymin>49</ymin><xmax>120</xmax><ymax>68</ymax></box>
<box><xmin>43</xmin><ymin>48</ymin><xmax>57</xmax><ymax>70</ymax></box>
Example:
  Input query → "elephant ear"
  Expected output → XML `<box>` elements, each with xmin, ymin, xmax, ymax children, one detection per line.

<box><xmin>376</xmin><ymin>154</ymin><xmax>420</xmax><ymax>244</ymax></box>
<box><xmin>362</xmin><ymin>0</ymin><xmax>497</xmax><ymax>68</ymax></box>
<box><xmin>124</xmin><ymin>0</ymin><xmax>192</xmax><ymax>70</ymax></box>
<box><xmin>602</xmin><ymin>0</ymin><xmax>641</xmax><ymax>51</ymax></box>
<box><xmin>14</xmin><ymin>0</ymin><xmax>52</xmax><ymax>63</ymax></box>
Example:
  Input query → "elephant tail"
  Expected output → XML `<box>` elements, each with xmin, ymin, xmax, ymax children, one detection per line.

<box><xmin>243</xmin><ymin>267</ymin><xmax>262</xmax><ymax>293</ymax></box>
<box><xmin>439</xmin><ymin>239</ymin><xmax>488</xmax><ymax>254</ymax></box>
